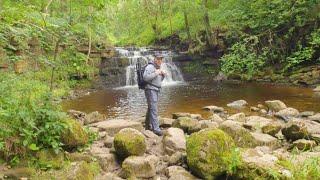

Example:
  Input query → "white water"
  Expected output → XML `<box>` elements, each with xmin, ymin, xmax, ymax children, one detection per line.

<box><xmin>115</xmin><ymin>47</ymin><xmax>185</xmax><ymax>89</ymax></box>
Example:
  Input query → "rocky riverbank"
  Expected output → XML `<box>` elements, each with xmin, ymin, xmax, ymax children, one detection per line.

<box><xmin>3</xmin><ymin>96</ymin><xmax>320</xmax><ymax>179</ymax></box>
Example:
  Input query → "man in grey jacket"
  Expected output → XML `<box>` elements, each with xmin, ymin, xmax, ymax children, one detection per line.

<box><xmin>143</xmin><ymin>55</ymin><xmax>166</xmax><ymax>136</ymax></box>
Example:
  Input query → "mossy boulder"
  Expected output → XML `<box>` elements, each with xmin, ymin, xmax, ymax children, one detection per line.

<box><xmin>173</xmin><ymin>117</ymin><xmax>199</xmax><ymax>134</ymax></box>
<box><xmin>186</xmin><ymin>128</ymin><xmax>237</xmax><ymax>179</ymax></box>
<box><xmin>114</xmin><ymin>128</ymin><xmax>146</xmax><ymax>159</ymax></box>
<box><xmin>36</xmin><ymin>150</ymin><xmax>65</xmax><ymax>169</ymax></box>
<box><xmin>61</xmin><ymin>119</ymin><xmax>89</xmax><ymax>149</ymax></box>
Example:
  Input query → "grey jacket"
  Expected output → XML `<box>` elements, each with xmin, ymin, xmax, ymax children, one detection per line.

<box><xmin>143</xmin><ymin>62</ymin><xmax>164</xmax><ymax>91</ymax></box>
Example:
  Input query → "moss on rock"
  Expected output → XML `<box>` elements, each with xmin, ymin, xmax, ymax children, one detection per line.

<box><xmin>114</xmin><ymin>128</ymin><xmax>146</xmax><ymax>159</ymax></box>
<box><xmin>61</xmin><ymin>119</ymin><xmax>89</xmax><ymax>149</ymax></box>
<box><xmin>186</xmin><ymin>129</ymin><xmax>237</xmax><ymax>179</ymax></box>
<box><xmin>36</xmin><ymin>150</ymin><xmax>65</xmax><ymax>169</ymax></box>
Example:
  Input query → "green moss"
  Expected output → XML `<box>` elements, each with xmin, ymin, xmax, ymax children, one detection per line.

<box><xmin>186</xmin><ymin>129</ymin><xmax>237</xmax><ymax>179</ymax></box>
<box><xmin>279</xmin><ymin>157</ymin><xmax>320</xmax><ymax>179</ymax></box>
<box><xmin>61</xmin><ymin>119</ymin><xmax>89</xmax><ymax>149</ymax></box>
<box><xmin>36</xmin><ymin>150</ymin><xmax>65</xmax><ymax>169</ymax></box>
<box><xmin>114</xmin><ymin>129</ymin><xmax>146</xmax><ymax>159</ymax></box>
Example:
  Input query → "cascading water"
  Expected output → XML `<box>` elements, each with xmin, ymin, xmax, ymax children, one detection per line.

<box><xmin>115</xmin><ymin>47</ymin><xmax>184</xmax><ymax>87</ymax></box>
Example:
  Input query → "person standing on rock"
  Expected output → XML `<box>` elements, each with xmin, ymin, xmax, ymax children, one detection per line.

<box><xmin>143</xmin><ymin>54</ymin><xmax>166</xmax><ymax>136</ymax></box>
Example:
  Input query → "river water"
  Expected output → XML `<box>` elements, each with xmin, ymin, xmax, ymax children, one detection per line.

<box><xmin>63</xmin><ymin>78</ymin><xmax>320</xmax><ymax>120</ymax></box>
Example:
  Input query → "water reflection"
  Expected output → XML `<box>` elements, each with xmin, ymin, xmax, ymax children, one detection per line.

<box><xmin>63</xmin><ymin>80</ymin><xmax>320</xmax><ymax>120</ymax></box>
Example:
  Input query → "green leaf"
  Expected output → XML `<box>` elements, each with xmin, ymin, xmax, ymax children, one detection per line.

<box><xmin>28</xmin><ymin>143</ymin><xmax>40</xmax><ymax>151</ymax></box>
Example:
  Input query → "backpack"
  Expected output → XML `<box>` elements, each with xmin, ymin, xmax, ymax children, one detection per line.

<box><xmin>136</xmin><ymin>61</ymin><xmax>161</xmax><ymax>90</ymax></box>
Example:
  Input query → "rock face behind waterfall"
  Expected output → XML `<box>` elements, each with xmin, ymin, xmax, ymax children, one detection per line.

<box><xmin>99</xmin><ymin>47</ymin><xmax>185</xmax><ymax>87</ymax></box>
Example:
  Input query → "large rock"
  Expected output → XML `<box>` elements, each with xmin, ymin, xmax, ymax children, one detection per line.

<box><xmin>300</xmin><ymin>111</ymin><xmax>315</xmax><ymax>118</ymax></box>
<box><xmin>186</xmin><ymin>129</ymin><xmax>236</xmax><ymax>179</ymax></box>
<box><xmin>166</xmin><ymin>166</ymin><xmax>197</xmax><ymax>180</ymax></box>
<box><xmin>61</xmin><ymin>119</ymin><xmax>89</xmax><ymax>148</ymax></box>
<box><xmin>251</xmin><ymin>132</ymin><xmax>280</xmax><ymax>149</ymax></box>
<box><xmin>275</xmin><ymin>108</ymin><xmax>299</xmax><ymax>120</ymax></box>
<box><xmin>210</xmin><ymin>113</ymin><xmax>224</xmax><ymax>123</ymax></box>
<box><xmin>227</xmin><ymin>100</ymin><xmax>248</xmax><ymax>108</ymax></box>
<box><xmin>265</xmin><ymin>100</ymin><xmax>287</xmax><ymax>112</ymax></box>
<box><xmin>236</xmin><ymin>146</ymin><xmax>291</xmax><ymax>179</ymax></box>
<box><xmin>219</xmin><ymin>120</ymin><xmax>257</xmax><ymax>148</ymax></box>
<box><xmin>159</xmin><ymin>117</ymin><xmax>175</xmax><ymax>128</ymax></box>
<box><xmin>163</xmin><ymin>128</ymin><xmax>186</xmax><ymax>155</ymax></box>
<box><xmin>243</xmin><ymin>116</ymin><xmax>273</xmax><ymax>131</ymax></box>
<box><xmin>114</xmin><ymin>128</ymin><xmax>146</xmax><ymax>159</ymax></box>
<box><xmin>90</xmin><ymin>120</ymin><xmax>143</xmax><ymax>136</ymax></box>
<box><xmin>309</xmin><ymin>113</ymin><xmax>320</xmax><ymax>123</ymax></box>
<box><xmin>84</xmin><ymin>111</ymin><xmax>106</xmax><ymax>125</ymax></box>
<box><xmin>227</xmin><ymin>113</ymin><xmax>246</xmax><ymax>122</ymax></box>
<box><xmin>172</xmin><ymin>117</ymin><xmax>199</xmax><ymax>134</ymax></box>
<box><xmin>121</xmin><ymin>155</ymin><xmax>158</xmax><ymax>179</ymax></box>
<box><xmin>202</xmin><ymin>105</ymin><xmax>224</xmax><ymax>113</ymax></box>
<box><xmin>262</xmin><ymin>122</ymin><xmax>282</xmax><ymax>137</ymax></box>
<box><xmin>282</xmin><ymin>119</ymin><xmax>308</xmax><ymax>141</ymax></box>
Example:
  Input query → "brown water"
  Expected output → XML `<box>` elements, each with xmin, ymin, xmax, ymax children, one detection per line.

<box><xmin>62</xmin><ymin>79</ymin><xmax>320</xmax><ymax>120</ymax></box>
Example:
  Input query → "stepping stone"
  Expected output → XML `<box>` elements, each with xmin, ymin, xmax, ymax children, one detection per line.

<box><xmin>90</xmin><ymin>120</ymin><xmax>143</xmax><ymax>136</ymax></box>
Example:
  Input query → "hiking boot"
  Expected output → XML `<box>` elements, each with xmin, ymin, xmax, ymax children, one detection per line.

<box><xmin>153</xmin><ymin>130</ymin><xmax>163</xmax><ymax>136</ymax></box>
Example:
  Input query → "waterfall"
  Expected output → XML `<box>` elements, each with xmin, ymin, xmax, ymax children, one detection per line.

<box><xmin>115</xmin><ymin>47</ymin><xmax>184</xmax><ymax>88</ymax></box>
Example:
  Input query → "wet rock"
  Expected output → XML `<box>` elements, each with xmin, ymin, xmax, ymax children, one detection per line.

<box><xmin>313</xmin><ymin>85</ymin><xmax>320</xmax><ymax>92</ymax></box>
<box><xmin>186</xmin><ymin>129</ymin><xmax>236</xmax><ymax>179</ymax></box>
<box><xmin>120</xmin><ymin>155</ymin><xmax>158</xmax><ymax>179</ymax></box>
<box><xmin>300</xmin><ymin>111</ymin><xmax>315</xmax><ymax>118</ymax></box>
<box><xmin>166</xmin><ymin>166</ymin><xmax>197</xmax><ymax>180</ymax></box>
<box><xmin>202</xmin><ymin>105</ymin><xmax>224</xmax><ymax>113</ymax></box>
<box><xmin>262</xmin><ymin>122</ymin><xmax>282</xmax><ymax>137</ymax></box>
<box><xmin>251</xmin><ymin>132</ymin><xmax>280</xmax><ymax>149</ymax></box>
<box><xmin>291</xmin><ymin>139</ymin><xmax>316</xmax><ymax>151</ymax></box>
<box><xmin>61</xmin><ymin>119</ymin><xmax>89</xmax><ymax>149</ymax></box>
<box><xmin>265</xmin><ymin>100</ymin><xmax>287</xmax><ymax>112</ymax></box>
<box><xmin>114</xmin><ymin>128</ymin><xmax>146</xmax><ymax>159</ymax></box>
<box><xmin>236</xmin><ymin>146</ymin><xmax>291</xmax><ymax>179</ymax></box>
<box><xmin>163</xmin><ymin>128</ymin><xmax>186</xmax><ymax>155</ymax></box>
<box><xmin>309</xmin><ymin>113</ymin><xmax>320</xmax><ymax>123</ymax></box>
<box><xmin>173</xmin><ymin>117</ymin><xmax>199</xmax><ymax>134</ymax></box>
<box><xmin>227</xmin><ymin>113</ymin><xmax>246</xmax><ymax>122</ymax></box>
<box><xmin>159</xmin><ymin>117</ymin><xmax>175</xmax><ymax>128</ymax></box>
<box><xmin>219</xmin><ymin>120</ymin><xmax>257</xmax><ymax>148</ymax></box>
<box><xmin>172</xmin><ymin>112</ymin><xmax>191</xmax><ymax>119</ymax></box>
<box><xmin>168</xmin><ymin>152</ymin><xmax>185</xmax><ymax>166</ymax></box>
<box><xmin>227</xmin><ymin>100</ymin><xmax>248</xmax><ymax>108</ymax></box>
<box><xmin>84</xmin><ymin>111</ymin><xmax>106</xmax><ymax>125</ymax></box>
<box><xmin>260</xmin><ymin>109</ymin><xmax>268</xmax><ymax>115</ymax></box>
<box><xmin>210</xmin><ymin>113</ymin><xmax>224</xmax><ymax>123</ymax></box>
<box><xmin>282</xmin><ymin>119</ymin><xmax>308</xmax><ymax>141</ymax></box>
<box><xmin>250</xmin><ymin>106</ymin><xmax>260</xmax><ymax>112</ymax></box>
<box><xmin>90</xmin><ymin>119</ymin><xmax>143</xmax><ymax>136</ymax></box>
<box><xmin>275</xmin><ymin>107</ymin><xmax>299</xmax><ymax>120</ymax></box>
<box><xmin>243</xmin><ymin>116</ymin><xmax>273</xmax><ymax>131</ymax></box>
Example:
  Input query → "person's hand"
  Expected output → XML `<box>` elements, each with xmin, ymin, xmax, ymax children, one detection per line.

<box><xmin>160</xmin><ymin>70</ymin><xmax>166</xmax><ymax>76</ymax></box>
<box><xmin>155</xmin><ymin>69</ymin><xmax>162</xmax><ymax>75</ymax></box>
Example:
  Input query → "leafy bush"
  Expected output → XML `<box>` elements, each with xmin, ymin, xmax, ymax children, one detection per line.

<box><xmin>0</xmin><ymin>73</ymin><xmax>67</xmax><ymax>161</ymax></box>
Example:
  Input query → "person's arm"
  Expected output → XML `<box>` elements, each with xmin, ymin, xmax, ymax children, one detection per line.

<box><xmin>143</xmin><ymin>65</ymin><xmax>158</xmax><ymax>82</ymax></box>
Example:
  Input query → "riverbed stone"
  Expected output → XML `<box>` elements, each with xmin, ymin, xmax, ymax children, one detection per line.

<box><xmin>227</xmin><ymin>113</ymin><xmax>246</xmax><ymax>122</ymax></box>
<box><xmin>210</xmin><ymin>113</ymin><xmax>224</xmax><ymax>123</ymax></box>
<box><xmin>186</xmin><ymin>129</ymin><xmax>236</xmax><ymax>179</ymax></box>
<box><xmin>172</xmin><ymin>112</ymin><xmax>190</xmax><ymax>119</ymax></box>
<box><xmin>166</xmin><ymin>166</ymin><xmax>197</xmax><ymax>180</ymax></box>
<box><xmin>173</xmin><ymin>117</ymin><xmax>199</xmax><ymax>134</ymax></box>
<box><xmin>202</xmin><ymin>105</ymin><xmax>224</xmax><ymax>113</ymax></box>
<box><xmin>104</xmin><ymin>135</ymin><xmax>114</xmax><ymax>148</ymax></box>
<box><xmin>219</xmin><ymin>120</ymin><xmax>258</xmax><ymax>148</ymax></box>
<box><xmin>84</xmin><ymin>111</ymin><xmax>106</xmax><ymax>125</ymax></box>
<box><xmin>292</xmin><ymin>139</ymin><xmax>316</xmax><ymax>151</ymax></box>
<box><xmin>251</xmin><ymin>132</ymin><xmax>280</xmax><ymax>149</ymax></box>
<box><xmin>282</xmin><ymin>119</ymin><xmax>309</xmax><ymax>141</ymax></box>
<box><xmin>243</xmin><ymin>116</ymin><xmax>273</xmax><ymax>131</ymax></box>
<box><xmin>309</xmin><ymin>113</ymin><xmax>320</xmax><ymax>123</ymax></box>
<box><xmin>275</xmin><ymin>107</ymin><xmax>299</xmax><ymax>120</ymax></box>
<box><xmin>313</xmin><ymin>86</ymin><xmax>320</xmax><ymax>92</ymax></box>
<box><xmin>250</xmin><ymin>106</ymin><xmax>260</xmax><ymax>112</ymax></box>
<box><xmin>227</xmin><ymin>100</ymin><xmax>248</xmax><ymax>108</ymax></box>
<box><xmin>159</xmin><ymin>117</ymin><xmax>175</xmax><ymax>128</ymax></box>
<box><xmin>113</xmin><ymin>128</ymin><xmax>146</xmax><ymax>159</ymax></box>
<box><xmin>199</xmin><ymin>120</ymin><xmax>218</xmax><ymax>129</ymax></box>
<box><xmin>265</xmin><ymin>100</ymin><xmax>287</xmax><ymax>112</ymax></box>
<box><xmin>163</xmin><ymin>128</ymin><xmax>186</xmax><ymax>155</ymax></box>
<box><xmin>61</xmin><ymin>119</ymin><xmax>89</xmax><ymax>149</ymax></box>
<box><xmin>120</xmin><ymin>155</ymin><xmax>158</xmax><ymax>179</ymax></box>
<box><xmin>262</xmin><ymin>122</ymin><xmax>282</xmax><ymax>137</ymax></box>
<box><xmin>90</xmin><ymin>119</ymin><xmax>143</xmax><ymax>136</ymax></box>
<box><xmin>300</xmin><ymin>111</ymin><xmax>315</xmax><ymax>117</ymax></box>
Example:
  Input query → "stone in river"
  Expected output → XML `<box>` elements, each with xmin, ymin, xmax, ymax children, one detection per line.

<box><xmin>265</xmin><ymin>100</ymin><xmax>287</xmax><ymax>112</ymax></box>
<box><xmin>313</xmin><ymin>85</ymin><xmax>320</xmax><ymax>92</ymax></box>
<box><xmin>227</xmin><ymin>100</ymin><xmax>248</xmax><ymax>108</ymax></box>
<box><xmin>202</xmin><ymin>105</ymin><xmax>224</xmax><ymax>113</ymax></box>
<box><xmin>89</xmin><ymin>119</ymin><xmax>143</xmax><ymax>136</ymax></box>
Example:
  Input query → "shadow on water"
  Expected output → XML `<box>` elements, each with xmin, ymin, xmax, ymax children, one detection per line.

<box><xmin>62</xmin><ymin>79</ymin><xmax>320</xmax><ymax>120</ymax></box>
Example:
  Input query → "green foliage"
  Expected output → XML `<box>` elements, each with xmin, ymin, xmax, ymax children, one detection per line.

<box><xmin>0</xmin><ymin>73</ymin><xmax>66</xmax><ymax>161</ymax></box>
<box><xmin>279</xmin><ymin>157</ymin><xmax>320</xmax><ymax>179</ymax></box>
